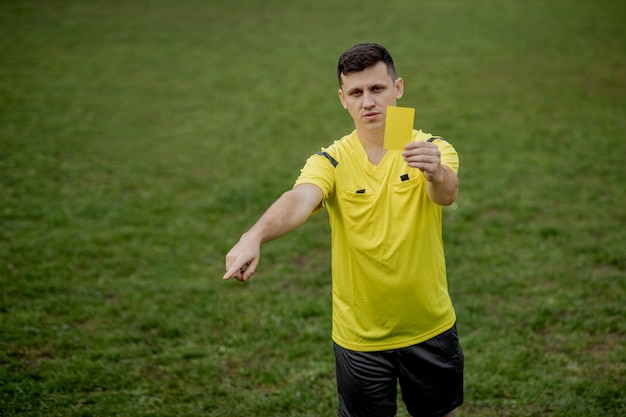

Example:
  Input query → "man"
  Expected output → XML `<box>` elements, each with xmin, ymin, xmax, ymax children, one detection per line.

<box><xmin>223</xmin><ymin>43</ymin><xmax>463</xmax><ymax>417</ymax></box>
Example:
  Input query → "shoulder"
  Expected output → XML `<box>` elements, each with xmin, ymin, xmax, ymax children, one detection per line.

<box><xmin>412</xmin><ymin>129</ymin><xmax>457</xmax><ymax>152</ymax></box>
<box><xmin>312</xmin><ymin>130</ymin><xmax>358</xmax><ymax>168</ymax></box>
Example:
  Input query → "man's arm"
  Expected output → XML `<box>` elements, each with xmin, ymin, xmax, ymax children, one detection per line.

<box><xmin>402</xmin><ymin>141</ymin><xmax>459</xmax><ymax>206</ymax></box>
<box><xmin>223</xmin><ymin>183</ymin><xmax>324</xmax><ymax>282</ymax></box>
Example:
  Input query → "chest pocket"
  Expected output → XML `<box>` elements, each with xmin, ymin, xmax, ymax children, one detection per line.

<box><xmin>317</xmin><ymin>151</ymin><xmax>380</xmax><ymax>226</ymax></box>
<box><xmin>392</xmin><ymin>173</ymin><xmax>422</xmax><ymax>194</ymax></box>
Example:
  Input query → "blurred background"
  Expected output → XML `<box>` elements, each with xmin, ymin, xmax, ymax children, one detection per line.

<box><xmin>1</xmin><ymin>1</ymin><xmax>624</xmax><ymax>415</ymax></box>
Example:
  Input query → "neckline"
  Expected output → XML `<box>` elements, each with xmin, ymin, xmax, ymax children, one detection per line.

<box><xmin>352</xmin><ymin>131</ymin><xmax>390</xmax><ymax>169</ymax></box>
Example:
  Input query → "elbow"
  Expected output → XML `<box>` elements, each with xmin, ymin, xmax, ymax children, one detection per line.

<box><xmin>439</xmin><ymin>189</ymin><xmax>459</xmax><ymax>206</ymax></box>
<box><xmin>431</xmin><ymin>188</ymin><xmax>458</xmax><ymax>206</ymax></box>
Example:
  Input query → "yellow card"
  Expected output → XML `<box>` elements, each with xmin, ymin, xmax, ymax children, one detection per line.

<box><xmin>383</xmin><ymin>106</ymin><xmax>415</xmax><ymax>150</ymax></box>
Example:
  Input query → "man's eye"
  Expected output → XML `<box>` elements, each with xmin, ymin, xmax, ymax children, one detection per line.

<box><xmin>351</xmin><ymin>91</ymin><xmax>362</xmax><ymax>96</ymax></box>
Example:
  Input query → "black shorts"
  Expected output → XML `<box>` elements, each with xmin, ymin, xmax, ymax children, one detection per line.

<box><xmin>333</xmin><ymin>325</ymin><xmax>464</xmax><ymax>417</ymax></box>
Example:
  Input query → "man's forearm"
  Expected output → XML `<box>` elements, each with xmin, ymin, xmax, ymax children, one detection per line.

<box><xmin>223</xmin><ymin>184</ymin><xmax>322</xmax><ymax>281</ymax></box>
<box><xmin>244</xmin><ymin>188</ymin><xmax>318</xmax><ymax>244</ymax></box>
<box><xmin>427</xmin><ymin>165</ymin><xmax>459</xmax><ymax>206</ymax></box>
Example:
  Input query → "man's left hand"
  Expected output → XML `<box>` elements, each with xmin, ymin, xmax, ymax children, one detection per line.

<box><xmin>402</xmin><ymin>141</ymin><xmax>444</xmax><ymax>183</ymax></box>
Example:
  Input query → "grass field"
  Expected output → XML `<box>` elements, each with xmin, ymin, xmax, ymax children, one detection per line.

<box><xmin>1</xmin><ymin>0</ymin><xmax>625</xmax><ymax>416</ymax></box>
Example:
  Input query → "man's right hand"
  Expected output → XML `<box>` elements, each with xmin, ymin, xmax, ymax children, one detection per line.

<box><xmin>222</xmin><ymin>183</ymin><xmax>324</xmax><ymax>282</ymax></box>
<box><xmin>223</xmin><ymin>232</ymin><xmax>261</xmax><ymax>282</ymax></box>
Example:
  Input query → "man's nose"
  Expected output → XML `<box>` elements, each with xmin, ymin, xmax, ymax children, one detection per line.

<box><xmin>363</xmin><ymin>91</ymin><xmax>375</xmax><ymax>108</ymax></box>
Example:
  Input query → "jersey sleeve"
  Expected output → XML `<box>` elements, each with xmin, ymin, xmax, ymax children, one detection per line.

<box><xmin>293</xmin><ymin>150</ymin><xmax>337</xmax><ymax>214</ymax></box>
<box><xmin>433</xmin><ymin>138</ymin><xmax>459</xmax><ymax>175</ymax></box>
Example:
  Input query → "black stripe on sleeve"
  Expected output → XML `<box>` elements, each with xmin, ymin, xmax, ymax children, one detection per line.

<box><xmin>316</xmin><ymin>151</ymin><xmax>338</xmax><ymax>167</ymax></box>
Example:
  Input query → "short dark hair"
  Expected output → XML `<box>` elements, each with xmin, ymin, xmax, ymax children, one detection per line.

<box><xmin>337</xmin><ymin>43</ymin><xmax>397</xmax><ymax>86</ymax></box>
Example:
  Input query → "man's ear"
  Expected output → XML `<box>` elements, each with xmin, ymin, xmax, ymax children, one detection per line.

<box><xmin>338</xmin><ymin>88</ymin><xmax>347</xmax><ymax>109</ymax></box>
<box><xmin>395</xmin><ymin>77</ymin><xmax>404</xmax><ymax>100</ymax></box>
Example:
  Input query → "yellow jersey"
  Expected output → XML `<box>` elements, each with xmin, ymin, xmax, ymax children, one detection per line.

<box><xmin>294</xmin><ymin>129</ymin><xmax>459</xmax><ymax>351</ymax></box>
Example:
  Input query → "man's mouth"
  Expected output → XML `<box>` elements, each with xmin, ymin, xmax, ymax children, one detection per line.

<box><xmin>363</xmin><ymin>111</ymin><xmax>380</xmax><ymax>120</ymax></box>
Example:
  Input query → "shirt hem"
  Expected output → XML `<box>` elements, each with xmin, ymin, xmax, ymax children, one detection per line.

<box><xmin>332</xmin><ymin>315</ymin><xmax>457</xmax><ymax>352</ymax></box>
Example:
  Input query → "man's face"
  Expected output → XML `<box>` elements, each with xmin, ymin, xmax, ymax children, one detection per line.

<box><xmin>338</xmin><ymin>61</ymin><xmax>404</xmax><ymax>135</ymax></box>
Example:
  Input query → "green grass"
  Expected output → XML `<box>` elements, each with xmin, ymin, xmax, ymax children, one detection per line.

<box><xmin>1</xmin><ymin>0</ymin><xmax>625</xmax><ymax>416</ymax></box>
